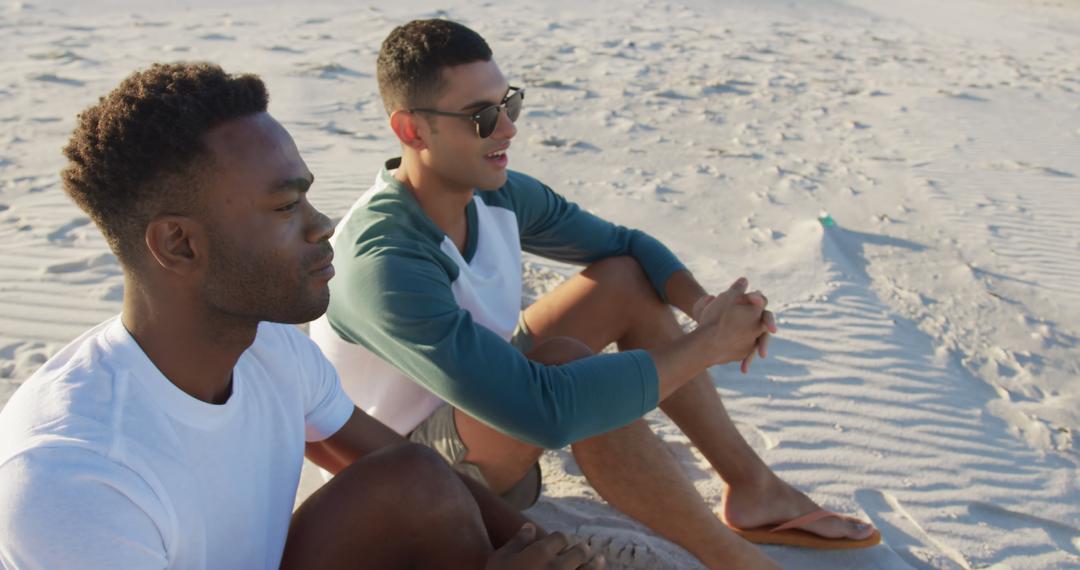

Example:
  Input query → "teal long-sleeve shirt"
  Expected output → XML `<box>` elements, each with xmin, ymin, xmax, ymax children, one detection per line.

<box><xmin>322</xmin><ymin>161</ymin><xmax>686</xmax><ymax>447</ymax></box>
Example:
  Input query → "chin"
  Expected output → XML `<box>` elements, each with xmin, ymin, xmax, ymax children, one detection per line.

<box><xmin>269</xmin><ymin>290</ymin><xmax>330</xmax><ymax>325</ymax></box>
<box><xmin>477</xmin><ymin>171</ymin><xmax>509</xmax><ymax>191</ymax></box>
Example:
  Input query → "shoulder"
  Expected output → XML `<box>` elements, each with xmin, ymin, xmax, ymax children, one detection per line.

<box><xmin>0</xmin><ymin>318</ymin><xmax>130</xmax><ymax>458</ymax></box>
<box><xmin>249</xmin><ymin>322</ymin><xmax>327</xmax><ymax>372</ymax></box>
<box><xmin>335</xmin><ymin>171</ymin><xmax>444</xmax><ymax>261</ymax></box>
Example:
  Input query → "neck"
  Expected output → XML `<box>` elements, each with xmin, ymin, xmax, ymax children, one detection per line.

<box><xmin>395</xmin><ymin>153</ymin><xmax>473</xmax><ymax>241</ymax></box>
<box><xmin>121</xmin><ymin>273</ymin><xmax>258</xmax><ymax>405</ymax></box>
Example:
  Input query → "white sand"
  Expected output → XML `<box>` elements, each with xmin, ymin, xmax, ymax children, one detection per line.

<box><xmin>2</xmin><ymin>0</ymin><xmax>1079</xmax><ymax>568</ymax></box>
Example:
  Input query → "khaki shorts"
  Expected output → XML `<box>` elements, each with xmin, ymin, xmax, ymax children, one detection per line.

<box><xmin>407</xmin><ymin>314</ymin><xmax>541</xmax><ymax>510</ymax></box>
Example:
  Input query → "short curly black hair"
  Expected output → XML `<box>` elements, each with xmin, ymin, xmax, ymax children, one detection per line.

<box><xmin>62</xmin><ymin>62</ymin><xmax>268</xmax><ymax>268</ymax></box>
<box><xmin>376</xmin><ymin>19</ymin><xmax>492</xmax><ymax>115</ymax></box>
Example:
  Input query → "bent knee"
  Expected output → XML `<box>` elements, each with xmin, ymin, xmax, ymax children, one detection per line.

<box><xmin>337</xmin><ymin>443</ymin><xmax>455</xmax><ymax>490</ymax></box>
<box><xmin>584</xmin><ymin>256</ymin><xmax>654</xmax><ymax>299</ymax></box>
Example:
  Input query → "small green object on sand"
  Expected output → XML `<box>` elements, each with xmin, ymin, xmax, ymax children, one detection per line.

<box><xmin>818</xmin><ymin>214</ymin><xmax>836</xmax><ymax>228</ymax></box>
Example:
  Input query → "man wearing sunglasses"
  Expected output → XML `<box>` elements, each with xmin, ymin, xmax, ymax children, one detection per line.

<box><xmin>312</xmin><ymin>19</ymin><xmax>877</xmax><ymax>568</ymax></box>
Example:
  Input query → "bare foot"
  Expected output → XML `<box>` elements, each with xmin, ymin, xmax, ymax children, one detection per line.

<box><xmin>721</xmin><ymin>474</ymin><xmax>876</xmax><ymax>541</ymax></box>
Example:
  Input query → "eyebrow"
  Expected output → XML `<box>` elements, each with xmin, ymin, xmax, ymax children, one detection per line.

<box><xmin>270</xmin><ymin>174</ymin><xmax>314</xmax><ymax>194</ymax></box>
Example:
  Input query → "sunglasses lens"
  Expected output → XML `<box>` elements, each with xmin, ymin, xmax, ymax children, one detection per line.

<box><xmin>505</xmin><ymin>90</ymin><xmax>523</xmax><ymax>122</ymax></box>
<box><xmin>474</xmin><ymin>89</ymin><xmax>524</xmax><ymax>138</ymax></box>
<box><xmin>476</xmin><ymin>106</ymin><xmax>500</xmax><ymax>138</ymax></box>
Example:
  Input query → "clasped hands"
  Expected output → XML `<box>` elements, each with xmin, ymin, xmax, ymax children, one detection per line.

<box><xmin>691</xmin><ymin>278</ymin><xmax>777</xmax><ymax>373</ymax></box>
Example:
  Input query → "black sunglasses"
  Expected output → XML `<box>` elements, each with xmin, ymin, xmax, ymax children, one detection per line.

<box><xmin>410</xmin><ymin>86</ymin><xmax>524</xmax><ymax>139</ymax></box>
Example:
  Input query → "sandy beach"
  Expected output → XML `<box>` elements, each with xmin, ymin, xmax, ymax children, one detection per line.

<box><xmin>2</xmin><ymin>0</ymin><xmax>1078</xmax><ymax>567</ymax></box>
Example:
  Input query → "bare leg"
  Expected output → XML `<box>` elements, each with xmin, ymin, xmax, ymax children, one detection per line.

<box><xmin>458</xmin><ymin>332</ymin><xmax>775</xmax><ymax>568</ymax></box>
<box><xmin>281</xmin><ymin>443</ymin><xmax>491</xmax><ymax>569</ymax></box>
<box><xmin>571</xmin><ymin>420</ymin><xmax>772</xmax><ymax>568</ymax></box>
<box><xmin>524</xmin><ymin>257</ymin><xmax>873</xmax><ymax>541</ymax></box>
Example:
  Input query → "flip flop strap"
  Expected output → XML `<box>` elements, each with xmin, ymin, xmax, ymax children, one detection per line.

<box><xmin>770</xmin><ymin>509</ymin><xmax>841</xmax><ymax>533</ymax></box>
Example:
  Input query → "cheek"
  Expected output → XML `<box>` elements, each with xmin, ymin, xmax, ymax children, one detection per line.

<box><xmin>221</xmin><ymin>216</ymin><xmax>299</xmax><ymax>266</ymax></box>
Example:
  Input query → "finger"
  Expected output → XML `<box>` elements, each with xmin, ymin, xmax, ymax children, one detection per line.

<box><xmin>758</xmin><ymin>332</ymin><xmax>771</xmax><ymax>359</ymax></box>
<box><xmin>728</xmin><ymin>277</ymin><xmax>748</xmax><ymax>296</ymax></box>
<box><xmin>745</xmin><ymin>290</ymin><xmax>767</xmax><ymax>308</ymax></box>
<box><xmin>691</xmin><ymin>294</ymin><xmax>716</xmax><ymax>321</ymax></box>
<box><xmin>528</xmin><ymin>531</ymin><xmax>571</xmax><ymax>557</ymax></box>
<box><xmin>502</xmin><ymin>523</ymin><xmax>536</xmax><ymax>554</ymax></box>
<box><xmin>582</xmin><ymin>553</ymin><xmax>606</xmax><ymax>570</ymax></box>
<box><xmin>762</xmin><ymin>310</ymin><xmax>778</xmax><ymax>334</ymax></box>
<box><xmin>553</xmin><ymin>542</ymin><xmax>592</xmax><ymax>568</ymax></box>
<box><xmin>741</xmin><ymin>349</ymin><xmax>755</xmax><ymax>373</ymax></box>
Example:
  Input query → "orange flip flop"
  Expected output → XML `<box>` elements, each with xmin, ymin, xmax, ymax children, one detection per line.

<box><xmin>728</xmin><ymin>509</ymin><xmax>882</xmax><ymax>550</ymax></box>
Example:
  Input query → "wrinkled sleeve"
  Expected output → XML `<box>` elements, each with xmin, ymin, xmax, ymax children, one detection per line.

<box><xmin>510</xmin><ymin>178</ymin><xmax>686</xmax><ymax>302</ymax></box>
<box><xmin>328</xmin><ymin>249</ymin><xmax>660</xmax><ymax>448</ymax></box>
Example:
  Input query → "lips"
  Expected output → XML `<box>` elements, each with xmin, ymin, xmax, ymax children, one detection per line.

<box><xmin>309</xmin><ymin>250</ymin><xmax>335</xmax><ymax>278</ymax></box>
<box><xmin>484</xmin><ymin>144</ymin><xmax>510</xmax><ymax>168</ymax></box>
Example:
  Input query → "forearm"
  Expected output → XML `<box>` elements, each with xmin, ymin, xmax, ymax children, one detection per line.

<box><xmin>459</xmin><ymin>472</ymin><xmax>535</xmax><ymax>547</ymax></box>
<box><xmin>304</xmin><ymin>441</ymin><xmax>351</xmax><ymax>474</ymax></box>
<box><xmin>647</xmin><ymin>324</ymin><xmax>720</xmax><ymax>400</ymax></box>
<box><xmin>664</xmin><ymin>269</ymin><xmax>709</xmax><ymax>319</ymax></box>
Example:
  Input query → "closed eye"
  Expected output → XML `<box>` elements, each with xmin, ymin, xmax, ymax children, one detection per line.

<box><xmin>276</xmin><ymin>200</ymin><xmax>300</xmax><ymax>212</ymax></box>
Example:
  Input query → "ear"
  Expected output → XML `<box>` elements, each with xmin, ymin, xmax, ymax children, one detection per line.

<box><xmin>389</xmin><ymin>110</ymin><xmax>428</xmax><ymax>151</ymax></box>
<box><xmin>144</xmin><ymin>215</ymin><xmax>205</xmax><ymax>276</ymax></box>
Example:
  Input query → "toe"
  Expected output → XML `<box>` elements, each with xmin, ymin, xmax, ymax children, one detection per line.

<box><xmin>847</xmin><ymin>519</ymin><xmax>876</xmax><ymax>540</ymax></box>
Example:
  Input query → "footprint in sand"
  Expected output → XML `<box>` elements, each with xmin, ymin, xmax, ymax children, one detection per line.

<box><xmin>198</xmin><ymin>33</ymin><xmax>235</xmax><ymax>41</ymax></box>
<box><xmin>27</xmin><ymin>49</ymin><xmax>91</xmax><ymax>64</ymax></box>
<box><xmin>536</xmin><ymin>136</ymin><xmax>599</xmax><ymax>153</ymax></box>
<box><xmin>702</xmin><ymin>79</ymin><xmax>753</xmax><ymax>96</ymax></box>
<box><xmin>938</xmin><ymin>89</ymin><xmax>988</xmax><ymax>103</ymax></box>
<box><xmin>967</xmin><ymin>502</ymin><xmax>1080</xmax><ymax>557</ymax></box>
<box><xmin>316</xmin><ymin>122</ymin><xmax>360</xmax><ymax>138</ymax></box>
<box><xmin>987</xmin><ymin>160</ymin><xmax>1075</xmax><ymax>178</ymax></box>
<box><xmin>266</xmin><ymin>45</ymin><xmax>303</xmax><ymax>54</ymax></box>
<box><xmin>293</xmin><ymin>62</ymin><xmax>367</xmax><ymax>80</ymax></box>
<box><xmin>855</xmin><ymin>489</ymin><xmax>972</xmax><ymax>570</ymax></box>
<box><xmin>44</xmin><ymin>252</ymin><xmax>117</xmax><ymax>274</ymax></box>
<box><xmin>131</xmin><ymin>21</ymin><xmax>169</xmax><ymax>29</ymax></box>
<box><xmin>28</xmin><ymin>73</ymin><xmax>84</xmax><ymax>87</ymax></box>
<box><xmin>46</xmin><ymin>217</ymin><xmax>91</xmax><ymax>244</ymax></box>
<box><xmin>652</xmin><ymin>89</ymin><xmax>694</xmax><ymax>100</ymax></box>
<box><xmin>98</xmin><ymin>282</ymin><xmax>124</xmax><ymax>302</ymax></box>
<box><xmin>576</xmin><ymin>526</ymin><xmax>662</xmax><ymax>570</ymax></box>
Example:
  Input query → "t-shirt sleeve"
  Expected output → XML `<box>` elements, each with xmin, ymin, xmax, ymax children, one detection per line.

<box><xmin>509</xmin><ymin>176</ymin><xmax>687</xmax><ymax>303</ymax></box>
<box><xmin>328</xmin><ymin>251</ymin><xmax>660</xmax><ymax>449</ymax></box>
<box><xmin>284</xmin><ymin>327</ymin><xmax>355</xmax><ymax>442</ymax></box>
<box><xmin>0</xmin><ymin>448</ymin><xmax>169</xmax><ymax>570</ymax></box>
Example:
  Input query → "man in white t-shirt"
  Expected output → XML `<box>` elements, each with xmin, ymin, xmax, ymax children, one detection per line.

<box><xmin>0</xmin><ymin>63</ymin><xmax>600</xmax><ymax>570</ymax></box>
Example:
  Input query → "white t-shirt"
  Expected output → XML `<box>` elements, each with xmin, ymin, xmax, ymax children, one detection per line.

<box><xmin>0</xmin><ymin>316</ymin><xmax>354</xmax><ymax>570</ymax></box>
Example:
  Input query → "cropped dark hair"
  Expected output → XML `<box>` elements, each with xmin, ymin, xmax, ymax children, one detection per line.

<box><xmin>61</xmin><ymin>62</ymin><xmax>268</xmax><ymax>268</ymax></box>
<box><xmin>376</xmin><ymin>19</ymin><xmax>492</xmax><ymax>114</ymax></box>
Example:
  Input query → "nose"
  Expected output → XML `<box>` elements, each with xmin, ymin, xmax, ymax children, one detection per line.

<box><xmin>491</xmin><ymin>106</ymin><xmax>517</xmax><ymax>140</ymax></box>
<box><xmin>307</xmin><ymin>204</ymin><xmax>334</xmax><ymax>243</ymax></box>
